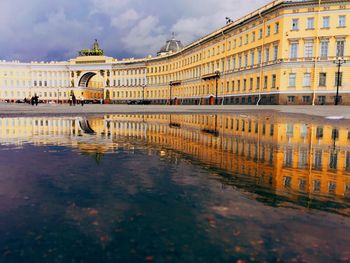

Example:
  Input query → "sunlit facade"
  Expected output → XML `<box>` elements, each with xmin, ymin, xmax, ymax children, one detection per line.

<box><xmin>0</xmin><ymin>0</ymin><xmax>349</xmax><ymax>105</ymax></box>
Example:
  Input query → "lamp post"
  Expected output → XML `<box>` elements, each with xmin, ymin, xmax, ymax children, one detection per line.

<box><xmin>142</xmin><ymin>85</ymin><xmax>145</xmax><ymax>101</ymax></box>
<box><xmin>333</xmin><ymin>59</ymin><xmax>346</xmax><ymax>105</ymax></box>
<box><xmin>169</xmin><ymin>81</ymin><xmax>173</xmax><ymax>105</ymax></box>
<box><xmin>214</xmin><ymin>70</ymin><xmax>220</xmax><ymax>105</ymax></box>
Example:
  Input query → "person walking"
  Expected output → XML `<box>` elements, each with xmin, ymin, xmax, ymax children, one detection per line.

<box><xmin>34</xmin><ymin>94</ymin><xmax>39</xmax><ymax>106</ymax></box>
<box><xmin>81</xmin><ymin>100</ymin><xmax>84</xmax><ymax>107</ymax></box>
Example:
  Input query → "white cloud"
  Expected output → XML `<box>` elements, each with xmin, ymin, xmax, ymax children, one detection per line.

<box><xmin>111</xmin><ymin>9</ymin><xmax>141</xmax><ymax>29</ymax></box>
<box><xmin>122</xmin><ymin>16</ymin><xmax>167</xmax><ymax>56</ymax></box>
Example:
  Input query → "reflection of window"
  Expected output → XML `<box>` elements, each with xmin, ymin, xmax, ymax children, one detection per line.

<box><xmin>286</xmin><ymin>123</ymin><xmax>294</xmax><ymax>137</ymax></box>
<box><xmin>284</xmin><ymin>147</ymin><xmax>293</xmax><ymax>167</ymax></box>
<box><xmin>300</xmin><ymin>124</ymin><xmax>308</xmax><ymax>138</ymax></box>
<box><xmin>332</xmin><ymin>129</ymin><xmax>339</xmax><ymax>140</ymax></box>
<box><xmin>314</xmin><ymin>149</ymin><xmax>323</xmax><ymax>170</ymax></box>
<box><xmin>328</xmin><ymin>182</ymin><xmax>336</xmax><ymax>193</ymax></box>
<box><xmin>346</xmin><ymin>184</ymin><xmax>350</xmax><ymax>194</ymax></box>
<box><xmin>313</xmin><ymin>180</ymin><xmax>321</xmax><ymax>192</ymax></box>
<box><xmin>269</xmin><ymin>147</ymin><xmax>274</xmax><ymax>164</ymax></box>
<box><xmin>298</xmin><ymin>148</ymin><xmax>308</xmax><ymax>168</ymax></box>
<box><xmin>260</xmin><ymin>145</ymin><xmax>265</xmax><ymax>161</ymax></box>
<box><xmin>329</xmin><ymin>151</ymin><xmax>338</xmax><ymax>169</ymax></box>
<box><xmin>345</xmin><ymin>152</ymin><xmax>350</xmax><ymax>171</ymax></box>
<box><xmin>299</xmin><ymin>179</ymin><xmax>306</xmax><ymax>191</ymax></box>
<box><xmin>284</xmin><ymin>176</ymin><xmax>292</xmax><ymax>187</ymax></box>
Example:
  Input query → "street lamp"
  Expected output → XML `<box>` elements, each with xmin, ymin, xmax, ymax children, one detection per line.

<box><xmin>169</xmin><ymin>81</ymin><xmax>173</xmax><ymax>105</ymax></box>
<box><xmin>142</xmin><ymin>84</ymin><xmax>145</xmax><ymax>101</ymax></box>
<box><xmin>214</xmin><ymin>70</ymin><xmax>220</xmax><ymax>105</ymax></box>
<box><xmin>333</xmin><ymin>59</ymin><xmax>346</xmax><ymax>105</ymax></box>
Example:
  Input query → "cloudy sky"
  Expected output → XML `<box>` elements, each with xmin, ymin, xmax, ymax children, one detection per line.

<box><xmin>0</xmin><ymin>0</ymin><xmax>270</xmax><ymax>62</ymax></box>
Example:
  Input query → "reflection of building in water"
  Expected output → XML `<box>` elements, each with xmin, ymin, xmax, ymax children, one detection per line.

<box><xmin>0</xmin><ymin>114</ymin><xmax>350</xmax><ymax>198</ymax></box>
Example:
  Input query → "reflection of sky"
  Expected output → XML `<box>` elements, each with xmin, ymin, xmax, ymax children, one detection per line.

<box><xmin>0</xmin><ymin>140</ymin><xmax>350</xmax><ymax>262</ymax></box>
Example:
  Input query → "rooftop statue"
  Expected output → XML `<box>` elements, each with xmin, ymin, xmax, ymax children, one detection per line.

<box><xmin>78</xmin><ymin>39</ymin><xmax>104</xmax><ymax>56</ymax></box>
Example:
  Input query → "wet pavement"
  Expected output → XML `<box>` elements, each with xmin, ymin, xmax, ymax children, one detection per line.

<box><xmin>0</xmin><ymin>113</ymin><xmax>349</xmax><ymax>262</ymax></box>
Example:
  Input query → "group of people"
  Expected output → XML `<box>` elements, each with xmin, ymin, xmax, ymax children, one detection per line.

<box><xmin>69</xmin><ymin>94</ymin><xmax>84</xmax><ymax>106</ymax></box>
<box><xmin>23</xmin><ymin>95</ymin><xmax>39</xmax><ymax>106</ymax></box>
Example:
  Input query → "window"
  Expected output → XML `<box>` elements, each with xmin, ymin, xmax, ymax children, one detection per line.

<box><xmin>307</xmin><ymin>18</ymin><xmax>314</xmax><ymax>29</ymax></box>
<box><xmin>330</xmin><ymin>151</ymin><xmax>338</xmax><ymax>169</ymax></box>
<box><xmin>314</xmin><ymin>180</ymin><xmax>321</xmax><ymax>192</ymax></box>
<box><xmin>250</xmin><ymin>51</ymin><xmax>255</xmax><ymax>66</ymax></box>
<box><xmin>256</xmin><ymin>77</ymin><xmax>260</xmax><ymax>90</ymax></box>
<box><xmin>290</xmin><ymin>43</ymin><xmax>298</xmax><ymax>58</ymax></box>
<box><xmin>292</xmin><ymin>19</ymin><xmax>299</xmax><ymax>30</ymax></box>
<box><xmin>319</xmin><ymin>73</ymin><xmax>327</xmax><ymax>87</ymax></box>
<box><xmin>323</xmin><ymin>16</ymin><xmax>330</xmax><ymax>28</ymax></box>
<box><xmin>284</xmin><ymin>176</ymin><xmax>292</xmax><ymax>187</ymax></box>
<box><xmin>264</xmin><ymin>76</ymin><xmax>268</xmax><ymax>89</ymax></box>
<box><xmin>302</xmin><ymin>96</ymin><xmax>310</xmax><ymax>103</ymax></box>
<box><xmin>288</xmin><ymin>96</ymin><xmax>295</xmax><ymax>103</ymax></box>
<box><xmin>244</xmin><ymin>53</ymin><xmax>248</xmax><ymax>67</ymax></box>
<box><xmin>275</xmin><ymin>22</ymin><xmax>279</xmax><ymax>33</ymax></box>
<box><xmin>252</xmin><ymin>32</ymin><xmax>256</xmax><ymax>42</ymax></box>
<box><xmin>320</xmin><ymin>40</ymin><xmax>329</xmax><ymax>57</ymax></box>
<box><xmin>266</xmin><ymin>25</ymin><xmax>271</xmax><ymax>36</ymax></box>
<box><xmin>339</xmin><ymin>15</ymin><xmax>346</xmax><ymax>27</ymax></box>
<box><xmin>303</xmin><ymin>73</ymin><xmax>311</xmax><ymax>87</ymax></box>
<box><xmin>304</xmin><ymin>41</ymin><xmax>314</xmax><ymax>58</ymax></box>
<box><xmin>272</xmin><ymin>75</ymin><xmax>276</xmax><ymax>88</ymax></box>
<box><xmin>289</xmin><ymin>73</ymin><xmax>296</xmax><ymax>87</ymax></box>
<box><xmin>265</xmin><ymin>47</ymin><xmax>270</xmax><ymax>63</ymax></box>
<box><xmin>314</xmin><ymin>149</ymin><xmax>323</xmax><ymax>169</ymax></box>
<box><xmin>258</xmin><ymin>49</ymin><xmax>262</xmax><ymax>64</ymax></box>
<box><xmin>250</xmin><ymin>78</ymin><xmax>253</xmax><ymax>90</ymax></box>
<box><xmin>243</xmin><ymin>79</ymin><xmax>247</xmax><ymax>90</ymax></box>
<box><xmin>335</xmin><ymin>72</ymin><xmax>343</xmax><ymax>86</ymax></box>
<box><xmin>273</xmin><ymin>45</ymin><xmax>278</xmax><ymax>61</ymax></box>
<box><xmin>259</xmin><ymin>29</ymin><xmax>263</xmax><ymax>39</ymax></box>
<box><xmin>245</xmin><ymin>34</ymin><xmax>249</xmax><ymax>44</ymax></box>
<box><xmin>336</xmin><ymin>40</ymin><xmax>345</xmax><ymax>57</ymax></box>
<box><xmin>318</xmin><ymin>96</ymin><xmax>326</xmax><ymax>104</ymax></box>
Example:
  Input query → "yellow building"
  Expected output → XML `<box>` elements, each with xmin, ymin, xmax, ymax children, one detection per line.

<box><xmin>0</xmin><ymin>0</ymin><xmax>349</xmax><ymax>105</ymax></box>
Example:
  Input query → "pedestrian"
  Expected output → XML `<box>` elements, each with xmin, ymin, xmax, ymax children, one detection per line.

<box><xmin>31</xmin><ymin>96</ymin><xmax>34</xmax><ymax>106</ymax></box>
<box><xmin>81</xmin><ymin>100</ymin><xmax>84</xmax><ymax>107</ymax></box>
<box><xmin>73</xmin><ymin>95</ymin><xmax>76</xmax><ymax>106</ymax></box>
<box><xmin>34</xmin><ymin>94</ymin><xmax>39</xmax><ymax>106</ymax></box>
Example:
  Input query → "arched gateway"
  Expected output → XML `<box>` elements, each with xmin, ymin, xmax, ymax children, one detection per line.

<box><xmin>79</xmin><ymin>72</ymin><xmax>96</xmax><ymax>87</ymax></box>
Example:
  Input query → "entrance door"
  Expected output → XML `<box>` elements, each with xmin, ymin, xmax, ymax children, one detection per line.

<box><xmin>209</xmin><ymin>96</ymin><xmax>215</xmax><ymax>105</ymax></box>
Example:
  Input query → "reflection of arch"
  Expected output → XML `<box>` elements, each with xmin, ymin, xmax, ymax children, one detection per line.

<box><xmin>78</xmin><ymin>118</ymin><xmax>95</xmax><ymax>134</ymax></box>
<box><xmin>79</xmin><ymin>72</ymin><xmax>96</xmax><ymax>87</ymax></box>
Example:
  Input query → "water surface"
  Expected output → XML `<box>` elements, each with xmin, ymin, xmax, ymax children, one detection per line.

<box><xmin>0</xmin><ymin>113</ymin><xmax>350</xmax><ymax>262</ymax></box>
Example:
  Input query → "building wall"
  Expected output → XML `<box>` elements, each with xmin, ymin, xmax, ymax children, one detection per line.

<box><xmin>0</xmin><ymin>0</ymin><xmax>349</xmax><ymax>104</ymax></box>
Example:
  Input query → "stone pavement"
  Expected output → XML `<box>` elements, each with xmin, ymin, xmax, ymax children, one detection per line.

<box><xmin>0</xmin><ymin>103</ymin><xmax>350</xmax><ymax>119</ymax></box>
